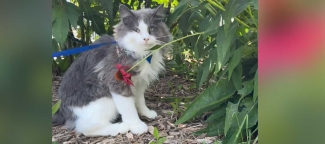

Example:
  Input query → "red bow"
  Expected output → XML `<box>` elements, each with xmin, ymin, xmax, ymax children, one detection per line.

<box><xmin>114</xmin><ymin>64</ymin><xmax>133</xmax><ymax>86</ymax></box>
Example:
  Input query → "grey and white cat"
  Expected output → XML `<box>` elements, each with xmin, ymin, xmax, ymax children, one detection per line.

<box><xmin>52</xmin><ymin>4</ymin><xmax>172</xmax><ymax>136</ymax></box>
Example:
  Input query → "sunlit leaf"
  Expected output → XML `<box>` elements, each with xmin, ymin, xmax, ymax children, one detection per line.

<box><xmin>157</xmin><ymin>137</ymin><xmax>167</xmax><ymax>144</ymax></box>
<box><xmin>52</xmin><ymin>100</ymin><xmax>61</xmax><ymax>116</ymax></box>
<box><xmin>99</xmin><ymin>0</ymin><xmax>114</xmax><ymax>26</ymax></box>
<box><xmin>153</xmin><ymin>127</ymin><xmax>159</xmax><ymax>139</ymax></box>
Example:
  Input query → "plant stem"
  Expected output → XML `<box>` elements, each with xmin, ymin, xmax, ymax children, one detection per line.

<box><xmin>253</xmin><ymin>136</ymin><xmax>258</xmax><ymax>144</ymax></box>
<box><xmin>206</xmin><ymin>0</ymin><xmax>258</xmax><ymax>33</ymax></box>
<box><xmin>248</xmin><ymin>6</ymin><xmax>258</xmax><ymax>27</ymax></box>
<box><xmin>127</xmin><ymin>32</ymin><xmax>203</xmax><ymax>72</ymax></box>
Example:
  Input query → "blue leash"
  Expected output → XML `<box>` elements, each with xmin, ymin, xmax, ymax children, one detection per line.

<box><xmin>52</xmin><ymin>41</ymin><xmax>152</xmax><ymax>63</ymax></box>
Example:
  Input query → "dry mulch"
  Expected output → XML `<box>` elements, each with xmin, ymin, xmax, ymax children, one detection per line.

<box><xmin>52</xmin><ymin>71</ymin><xmax>219</xmax><ymax>144</ymax></box>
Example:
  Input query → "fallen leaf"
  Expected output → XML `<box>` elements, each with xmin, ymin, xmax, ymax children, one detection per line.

<box><xmin>148</xmin><ymin>126</ymin><xmax>154</xmax><ymax>135</ymax></box>
<box><xmin>126</xmin><ymin>132</ymin><xmax>134</xmax><ymax>140</ymax></box>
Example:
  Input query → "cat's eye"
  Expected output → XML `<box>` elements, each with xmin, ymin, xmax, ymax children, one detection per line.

<box><xmin>149</xmin><ymin>27</ymin><xmax>154</xmax><ymax>32</ymax></box>
<box><xmin>134</xmin><ymin>28</ymin><xmax>140</xmax><ymax>33</ymax></box>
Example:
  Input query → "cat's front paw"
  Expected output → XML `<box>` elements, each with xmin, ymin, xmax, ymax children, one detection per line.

<box><xmin>129</xmin><ymin>121</ymin><xmax>148</xmax><ymax>135</ymax></box>
<box><xmin>142</xmin><ymin>110</ymin><xmax>157</xmax><ymax>119</ymax></box>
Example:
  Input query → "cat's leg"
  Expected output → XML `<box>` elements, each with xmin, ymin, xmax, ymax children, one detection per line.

<box><xmin>134</xmin><ymin>84</ymin><xmax>157</xmax><ymax>119</ymax></box>
<box><xmin>73</xmin><ymin>97</ymin><xmax>129</xmax><ymax>136</ymax></box>
<box><xmin>111</xmin><ymin>92</ymin><xmax>148</xmax><ymax>135</ymax></box>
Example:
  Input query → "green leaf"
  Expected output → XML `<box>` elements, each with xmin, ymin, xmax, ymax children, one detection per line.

<box><xmin>193</xmin><ymin>35</ymin><xmax>204</xmax><ymax>60</ymax></box>
<box><xmin>176</xmin><ymin>79</ymin><xmax>236</xmax><ymax>124</ymax></box>
<box><xmin>99</xmin><ymin>0</ymin><xmax>114</xmax><ymax>26</ymax></box>
<box><xmin>179</xmin><ymin>10</ymin><xmax>192</xmax><ymax>35</ymax></box>
<box><xmin>238</xmin><ymin>79</ymin><xmax>254</xmax><ymax>97</ymax></box>
<box><xmin>52</xmin><ymin>2</ymin><xmax>80</xmax><ymax>45</ymax></box>
<box><xmin>252</xmin><ymin>0</ymin><xmax>258</xmax><ymax>10</ymax></box>
<box><xmin>228</xmin><ymin>46</ymin><xmax>244</xmax><ymax>80</ymax></box>
<box><xmin>253</xmin><ymin>71</ymin><xmax>258</xmax><ymax>101</ymax></box>
<box><xmin>196</xmin><ymin>116</ymin><xmax>225</xmax><ymax>136</ymax></box>
<box><xmin>157</xmin><ymin>137</ymin><xmax>167</xmax><ymax>144</ymax></box>
<box><xmin>223</xmin><ymin>0</ymin><xmax>237</xmax><ymax>32</ymax></box>
<box><xmin>234</xmin><ymin>0</ymin><xmax>252</xmax><ymax>16</ymax></box>
<box><xmin>56</xmin><ymin>57</ymin><xmax>71</xmax><ymax>72</ymax></box>
<box><xmin>224</xmin><ymin>102</ymin><xmax>238</xmax><ymax>136</ymax></box>
<box><xmin>153</xmin><ymin>127</ymin><xmax>159</xmax><ymax>139</ymax></box>
<box><xmin>216</xmin><ymin>23</ymin><xmax>238</xmax><ymax>72</ymax></box>
<box><xmin>203</xmin><ymin>15</ymin><xmax>221</xmax><ymax>38</ymax></box>
<box><xmin>196</xmin><ymin>53</ymin><xmax>213</xmax><ymax>88</ymax></box>
<box><xmin>174</xmin><ymin>0</ymin><xmax>195</xmax><ymax>10</ymax></box>
<box><xmin>223</xmin><ymin>102</ymin><xmax>257</xmax><ymax>143</ymax></box>
<box><xmin>199</xmin><ymin>15</ymin><xmax>212</xmax><ymax>32</ymax></box>
<box><xmin>52</xmin><ymin>100</ymin><xmax>61</xmax><ymax>116</ymax></box>
<box><xmin>52</xmin><ymin>38</ymin><xmax>59</xmax><ymax>52</ymax></box>
<box><xmin>231</xmin><ymin>63</ymin><xmax>243</xmax><ymax>90</ymax></box>
<box><xmin>91</xmin><ymin>14</ymin><xmax>106</xmax><ymax>35</ymax></box>
<box><xmin>206</xmin><ymin>104</ymin><xmax>226</xmax><ymax>123</ymax></box>
<box><xmin>203</xmin><ymin>39</ymin><xmax>216</xmax><ymax>54</ymax></box>
<box><xmin>166</xmin><ymin>4</ymin><xmax>188</xmax><ymax>27</ymax></box>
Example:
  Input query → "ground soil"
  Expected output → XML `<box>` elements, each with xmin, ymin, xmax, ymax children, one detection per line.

<box><xmin>52</xmin><ymin>71</ymin><xmax>219</xmax><ymax>144</ymax></box>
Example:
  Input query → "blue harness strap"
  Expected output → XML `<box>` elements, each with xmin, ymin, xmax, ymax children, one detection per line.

<box><xmin>52</xmin><ymin>41</ymin><xmax>152</xmax><ymax>63</ymax></box>
<box><xmin>146</xmin><ymin>55</ymin><xmax>153</xmax><ymax>63</ymax></box>
<box><xmin>52</xmin><ymin>42</ymin><xmax>117</xmax><ymax>58</ymax></box>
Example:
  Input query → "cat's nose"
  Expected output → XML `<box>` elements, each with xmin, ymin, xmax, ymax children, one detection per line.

<box><xmin>143</xmin><ymin>38</ymin><xmax>149</xmax><ymax>42</ymax></box>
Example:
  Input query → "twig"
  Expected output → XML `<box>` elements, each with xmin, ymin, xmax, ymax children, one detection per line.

<box><xmin>126</xmin><ymin>32</ymin><xmax>203</xmax><ymax>72</ymax></box>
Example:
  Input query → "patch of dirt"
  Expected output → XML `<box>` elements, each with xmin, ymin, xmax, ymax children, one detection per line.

<box><xmin>52</xmin><ymin>71</ymin><xmax>219</xmax><ymax>144</ymax></box>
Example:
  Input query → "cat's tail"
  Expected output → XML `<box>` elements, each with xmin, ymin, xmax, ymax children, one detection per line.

<box><xmin>52</xmin><ymin>108</ymin><xmax>65</xmax><ymax>126</ymax></box>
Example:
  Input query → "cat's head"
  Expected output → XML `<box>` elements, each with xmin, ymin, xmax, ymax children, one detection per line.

<box><xmin>113</xmin><ymin>4</ymin><xmax>172</xmax><ymax>58</ymax></box>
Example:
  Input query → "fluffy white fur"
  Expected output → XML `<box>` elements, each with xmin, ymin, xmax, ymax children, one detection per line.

<box><xmin>72</xmin><ymin>97</ymin><xmax>129</xmax><ymax>136</ymax></box>
<box><xmin>72</xmin><ymin>20</ymin><xmax>164</xmax><ymax>136</ymax></box>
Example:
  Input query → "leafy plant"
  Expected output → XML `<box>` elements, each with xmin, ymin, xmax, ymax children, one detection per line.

<box><xmin>150</xmin><ymin>127</ymin><xmax>167</xmax><ymax>144</ymax></box>
<box><xmin>168</xmin><ymin>0</ymin><xmax>258</xmax><ymax>143</ymax></box>
<box><xmin>52</xmin><ymin>0</ymin><xmax>258</xmax><ymax>143</ymax></box>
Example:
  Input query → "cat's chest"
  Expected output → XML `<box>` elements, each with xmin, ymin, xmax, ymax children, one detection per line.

<box><xmin>132</xmin><ymin>54</ymin><xmax>164</xmax><ymax>84</ymax></box>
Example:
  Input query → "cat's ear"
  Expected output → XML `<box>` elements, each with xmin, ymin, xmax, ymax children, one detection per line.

<box><xmin>152</xmin><ymin>4</ymin><xmax>166</xmax><ymax>19</ymax></box>
<box><xmin>119</xmin><ymin>4</ymin><xmax>135</xmax><ymax>18</ymax></box>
